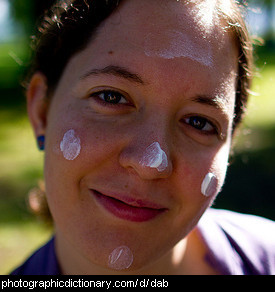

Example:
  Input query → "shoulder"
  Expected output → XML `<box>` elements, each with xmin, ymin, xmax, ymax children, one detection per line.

<box><xmin>10</xmin><ymin>237</ymin><xmax>60</xmax><ymax>275</ymax></box>
<box><xmin>197</xmin><ymin>208</ymin><xmax>275</xmax><ymax>275</ymax></box>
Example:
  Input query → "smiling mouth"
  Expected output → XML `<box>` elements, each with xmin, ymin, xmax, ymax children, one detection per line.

<box><xmin>91</xmin><ymin>190</ymin><xmax>167</xmax><ymax>222</ymax></box>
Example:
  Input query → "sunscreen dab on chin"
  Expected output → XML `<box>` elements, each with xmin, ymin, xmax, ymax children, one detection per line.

<box><xmin>108</xmin><ymin>246</ymin><xmax>134</xmax><ymax>270</ymax></box>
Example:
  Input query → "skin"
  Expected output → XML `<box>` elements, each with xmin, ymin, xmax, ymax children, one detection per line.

<box><xmin>27</xmin><ymin>0</ymin><xmax>238</xmax><ymax>274</ymax></box>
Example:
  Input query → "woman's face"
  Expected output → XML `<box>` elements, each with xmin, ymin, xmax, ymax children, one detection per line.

<box><xmin>38</xmin><ymin>0</ymin><xmax>238</xmax><ymax>273</ymax></box>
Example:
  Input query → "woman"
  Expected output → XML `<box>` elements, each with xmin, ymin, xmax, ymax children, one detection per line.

<box><xmin>11</xmin><ymin>0</ymin><xmax>275</xmax><ymax>275</ymax></box>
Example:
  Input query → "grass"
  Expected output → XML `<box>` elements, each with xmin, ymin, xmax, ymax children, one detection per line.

<box><xmin>0</xmin><ymin>41</ymin><xmax>274</xmax><ymax>274</ymax></box>
<box><xmin>0</xmin><ymin>223</ymin><xmax>52</xmax><ymax>275</ymax></box>
<box><xmin>0</xmin><ymin>92</ymin><xmax>50</xmax><ymax>274</ymax></box>
<box><xmin>245</xmin><ymin>66</ymin><xmax>275</xmax><ymax>127</ymax></box>
<box><xmin>0</xmin><ymin>39</ymin><xmax>50</xmax><ymax>273</ymax></box>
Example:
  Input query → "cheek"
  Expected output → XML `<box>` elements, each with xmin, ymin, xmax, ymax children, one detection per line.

<box><xmin>60</xmin><ymin>129</ymin><xmax>81</xmax><ymax>161</ymax></box>
<box><xmin>201</xmin><ymin>143</ymin><xmax>231</xmax><ymax>198</ymax></box>
<box><xmin>44</xmin><ymin>121</ymin><xmax>124</xmax><ymax>202</ymax></box>
<box><xmin>177</xmin><ymin>142</ymin><xmax>230</xmax><ymax>203</ymax></box>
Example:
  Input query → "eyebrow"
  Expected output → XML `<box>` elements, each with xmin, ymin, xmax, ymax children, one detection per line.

<box><xmin>81</xmin><ymin>65</ymin><xmax>145</xmax><ymax>85</ymax></box>
<box><xmin>192</xmin><ymin>95</ymin><xmax>227</xmax><ymax>111</ymax></box>
<box><xmin>81</xmin><ymin>66</ymin><xmax>228</xmax><ymax>111</ymax></box>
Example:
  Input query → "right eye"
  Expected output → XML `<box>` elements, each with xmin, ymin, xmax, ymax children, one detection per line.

<box><xmin>90</xmin><ymin>90</ymin><xmax>129</xmax><ymax>105</ymax></box>
<box><xmin>182</xmin><ymin>116</ymin><xmax>218</xmax><ymax>135</ymax></box>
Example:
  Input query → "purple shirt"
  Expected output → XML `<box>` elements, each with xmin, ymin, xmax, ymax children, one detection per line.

<box><xmin>11</xmin><ymin>209</ymin><xmax>275</xmax><ymax>275</ymax></box>
<box><xmin>11</xmin><ymin>236</ymin><xmax>60</xmax><ymax>275</ymax></box>
<box><xmin>197</xmin><ymin>209</ymin><xmax>275</xmax><ymax>274</ymax></box>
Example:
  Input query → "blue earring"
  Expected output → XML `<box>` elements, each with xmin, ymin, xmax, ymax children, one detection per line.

<box><xmin>37</xmin><ymin>135</ymin><xmax>45</xmax><ymax>151</ymax></box>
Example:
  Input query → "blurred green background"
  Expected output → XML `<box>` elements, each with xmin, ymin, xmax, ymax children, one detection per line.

<box><xmin>0</xmin><ymin>0</ymin><xmax>275</xmax><ymax>275</ymax></box>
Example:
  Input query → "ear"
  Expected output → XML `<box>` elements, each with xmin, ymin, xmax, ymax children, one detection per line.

<box><xmin>26</xmin><ymin>72</ymin><xmax>49</xmax><ymax>138</ymax></box>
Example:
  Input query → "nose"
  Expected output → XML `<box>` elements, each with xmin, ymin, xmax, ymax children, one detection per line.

<box><xmin>139</xmin><ymin>142</ymin><xmax>168</xmax><ymax>172</ymax></box>
<box><xmin>119</xmin><ymin>137</ymin><xmax>173</xmax><ymax>180</ymax></box>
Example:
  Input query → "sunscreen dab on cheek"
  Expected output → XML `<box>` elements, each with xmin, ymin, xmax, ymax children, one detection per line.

<box><xmin>201</xmin><ymin>173</ymin><xmax>218</xmax><ymax>198</ymax></box>
<box><xmin>60</xmin><ymin>129</ymin><xmax>81</xmax><ymax>161</ymax></box>
<box><xmin>139</xmin><ymin>142</ymin><xmax>168</xmax><ymax>172</ymax></box>
<box><xmin>108</xmin><ymin>246</ymin><xmax>134</xmax><ymax>270</ymax></box>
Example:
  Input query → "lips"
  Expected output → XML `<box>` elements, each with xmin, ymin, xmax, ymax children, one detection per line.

<box><xmin>91</xmin><ymin>190</ymin><xmax>167</xmax><ymax>222</ymax></box>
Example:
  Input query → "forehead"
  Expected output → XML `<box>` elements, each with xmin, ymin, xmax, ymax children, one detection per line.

<box><xmin>65</xmin><ymin>0</ymin><xmax>238</xmax><ymax>105</ymax></box>
<box><xmin>95</xmin><ymin>0</ymin><xmax>237</xmax><ymax>70</ymax></box>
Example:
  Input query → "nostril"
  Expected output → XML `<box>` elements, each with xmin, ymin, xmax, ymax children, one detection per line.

<box><xmin>139</xmin><ymin>142</ymin><xmax>168</xmax><ymax>172</ymax></box>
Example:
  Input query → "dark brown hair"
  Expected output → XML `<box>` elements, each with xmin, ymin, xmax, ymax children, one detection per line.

<box><xmin>27</xmin><ymin>0</ymin><xmax>120</xmax><ymax>93</ymax></box>
<box><xmin>219</xmin><ymin>1</ymin><xmax>254</xmax><ymax>130</ymax></box>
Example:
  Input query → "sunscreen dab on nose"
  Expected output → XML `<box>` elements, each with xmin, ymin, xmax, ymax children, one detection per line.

<box><xmin>139</xmin><ymin>142</ymin><xmax>168</xmax><ymax>172</ymax></box>
<box><xmin>108</xmin><ymin>246</ymin><xmax>134</xmax><ymax>270</ymax></box>
<box><xmin>201</xmin><ymin>173</ymin><xmax>218</xmax><ymax>197</ymax></box>
<box><xmin>60</xmin><ymin>129</ymin><xmax>81</xmax><ymax>161</ymax></box>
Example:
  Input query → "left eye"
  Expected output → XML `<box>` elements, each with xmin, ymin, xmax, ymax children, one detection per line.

<box><xmin>183</xmin><ymin>116</ymin><xmax>217</xmax><ymax>134</ymax></box>
<box><xmin>91</xmin><ymin>90</ymin><xmax>128</xmax><ymax>105</ymax></box>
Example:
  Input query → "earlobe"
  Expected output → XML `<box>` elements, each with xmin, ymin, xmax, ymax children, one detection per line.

<box><xmin>27</xmin><ymin>72</ymin><xmax>49</xmax><ymax>139</ymax></box>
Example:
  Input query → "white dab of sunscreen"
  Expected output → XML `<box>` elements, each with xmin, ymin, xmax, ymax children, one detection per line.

<box><xmin>139</xmin><ymin>142</ymin><xmax>168</xmax><ymax>172</ymax></box>
<box><xmin>60</xmin><ymin>129</ymin><xmax>81</xmax><ymax>161</ymax></box>
<box><xmin>108</xmin><ymin>246</ymin><xmax>134</xmax><ymax>270</ymax></box>
<box><xmin>144</xmin><ymin>29</ymin><xmax>213</xmax><ymax>67</ymax></box>
<box><xmin>201</xmin><ymin>173</ymin><xmax>218</xmax><ymax>197</ymax></box>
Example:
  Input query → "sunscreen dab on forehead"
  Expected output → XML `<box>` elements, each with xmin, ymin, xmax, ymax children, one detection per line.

<box><xmin>143</xmin><ymin>0</ymin><xmax>225</xmax><ymax>66</ymax></box>
<box><xmin>144</xmin><ymin>29</ymin><xmax>213</xmax><ymax>67</ymax></box>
